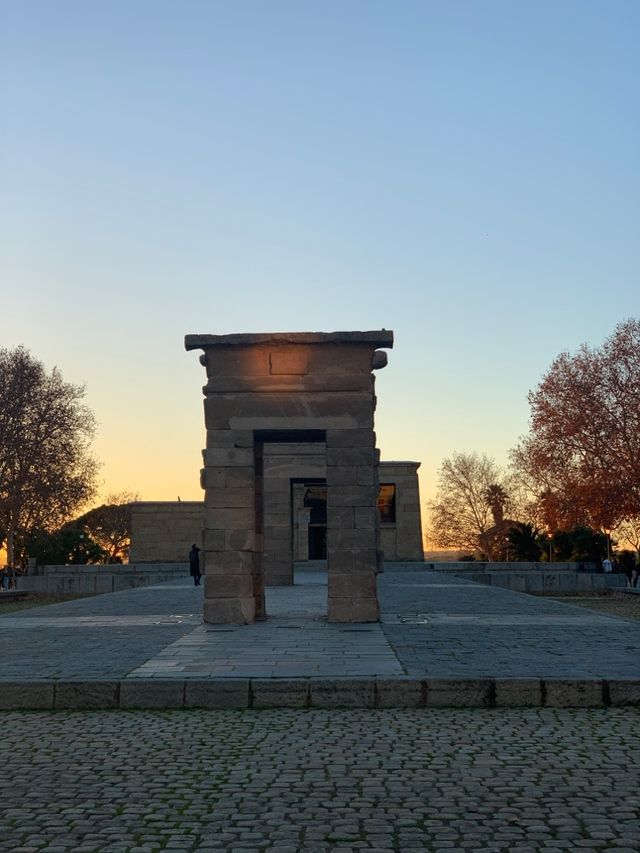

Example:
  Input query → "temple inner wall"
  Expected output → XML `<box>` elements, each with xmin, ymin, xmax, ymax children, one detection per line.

<box><xmin>129</xmin><ymin>502</ymin><xmax>203</xmax><ymax>563</ymax></box>
<box><xmin>128</xmin><ymin>459</ymin><xmax>422</xmax><ymax>567</ymax></box>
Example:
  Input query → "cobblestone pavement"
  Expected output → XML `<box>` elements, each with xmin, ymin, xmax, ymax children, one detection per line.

<box><xmin>1</xmin><ymin>571</ymin><xmax>639</xmax><ymax>681</ymax></box>
<box><xmin>1</xmin><ymin>708</ymin><xmax>638</xmax><ymax>852</ymax></box>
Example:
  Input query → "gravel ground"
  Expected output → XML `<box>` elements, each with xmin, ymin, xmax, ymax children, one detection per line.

<box><xmin>545</xmin><ymin>593</ymin><xmax>640</xmax><ymax>622</ymax></box>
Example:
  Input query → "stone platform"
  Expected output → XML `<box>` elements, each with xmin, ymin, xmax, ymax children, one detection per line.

<box><xmin>1</xmin><ymin>567</ymin><xmax>638</xmax><ymax>709</ymax></box>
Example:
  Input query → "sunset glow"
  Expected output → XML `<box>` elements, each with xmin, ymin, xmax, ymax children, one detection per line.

<box><xmin>2</xmin><ymin>2</ymin><xmax>638</xmax><ymax>524</ymax></box>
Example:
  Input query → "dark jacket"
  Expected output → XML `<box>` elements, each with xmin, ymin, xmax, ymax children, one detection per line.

<box><xmin>188</xmin><ymin>547</ymin><xmax>201</xmax><ymax>576</ymax></box>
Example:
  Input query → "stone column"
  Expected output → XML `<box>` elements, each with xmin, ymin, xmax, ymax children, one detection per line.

<box><xmin>326</xmin><ymin>429</ymin><xmax>380</xmax><ymax>621</ymax></box>
<box><xmin>201</xmin><ymin>429</ymin><xmax>261</xmax><ymax>623</ymax></box>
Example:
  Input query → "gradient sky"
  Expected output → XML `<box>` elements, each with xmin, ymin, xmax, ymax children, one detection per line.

<box><xmin>1</xmin><ymin>1</ymin><xmax>638</xmax><ymax>525</ymax></box>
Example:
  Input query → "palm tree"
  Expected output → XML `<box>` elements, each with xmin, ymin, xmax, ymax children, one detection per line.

<box><xmin>507</xmin><ymin>523</ymin><xmax>544</xmax><ymax>562</ymax></box>
<box><xmin>483</xmin><ymin>484</ymin><xmax>509</xmax><ymax>525</ymax></box>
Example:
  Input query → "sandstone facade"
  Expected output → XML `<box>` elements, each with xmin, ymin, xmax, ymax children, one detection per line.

<box><xmin>184</xmin><ymin>331</ymin><xmax>393</xmax><ymax>624</ymax></box>
<box><xmin>276</xmin><ymin>457</ymin><xmax>424</xmax><ymax>575</ymax></box>
<box><xmin>129</xmin><ymin>502</ymin><xmax>203</xmax><ymax>563</ymax></box>
<box><xmin>128</xmin><ymin>461</ymin><xmax>423</xmax><ymax>573</ymax></box>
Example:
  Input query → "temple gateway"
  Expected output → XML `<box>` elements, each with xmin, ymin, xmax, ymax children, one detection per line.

<box><xmin>128</xmin><ymin>332</ymin><xmax>423</xmax><ymax>623</ymax></box>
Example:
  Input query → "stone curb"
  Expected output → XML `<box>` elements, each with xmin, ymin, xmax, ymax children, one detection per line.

<box><xmin>1</xmin><ymin>677</ymin><xmax>639</xmax><ymax>710</ymax></box>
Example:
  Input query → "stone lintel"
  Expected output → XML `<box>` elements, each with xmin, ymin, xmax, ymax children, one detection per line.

<box><xmin>185</xmin><ymin>330</ymin><xmax>394</xmax><ymax>351</ymax></box>
<box><xmin>378</xmin><ymin>461</ymin><xmax>421</xmax><ymax>471</ymax></box>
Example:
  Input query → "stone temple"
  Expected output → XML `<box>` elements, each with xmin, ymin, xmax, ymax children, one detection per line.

<box><xmin>128</xmin><ymin>331</ymin><xmax>423</xmax><ymax>624</ymax></box>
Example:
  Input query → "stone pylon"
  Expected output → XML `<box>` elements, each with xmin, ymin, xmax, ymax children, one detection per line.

<box><xmin>185</xmin><ymin>331</ymin><xmax>393</xmax><ymax>624</ymax></box>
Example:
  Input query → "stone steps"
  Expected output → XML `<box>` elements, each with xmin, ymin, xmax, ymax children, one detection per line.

<box><xmin>1</xmin><ymin>676</ymin><xmax>638</xmax><ymax>710</ymax></box>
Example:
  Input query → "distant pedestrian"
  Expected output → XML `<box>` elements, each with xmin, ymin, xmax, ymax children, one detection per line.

<box><xmin>6</xmin><ymin>565</ymin><xmax>16</xmax><ymax>589</ymax></box>
<box><xmin>189</xmin><ymin>544</ymin><xmax>202</xmax><ymax>586</ymax></box>
<box><xmin>603</xmin><ymin>557</ymin><xmax>613</xmax><ymax>573</ymax></box>
<box><xmin>0</xmin><ymin>567</ymin><xmax>7</xmax><ymax>591</ymax></box>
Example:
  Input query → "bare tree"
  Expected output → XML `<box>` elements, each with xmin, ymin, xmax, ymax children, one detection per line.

<box><xmin>426</xmin><ymin>452</ymin><xmax>510</xmax><ymax>554</ymax></box>
<box><xmin>614</xmin><ymin>516</ymin><xmax>640</xmax><ymax>555</ymax></box>
<box><xmin>0</xmin><ymin>346</ymin><xmax>99</xmax><ymax>566</ymax></box>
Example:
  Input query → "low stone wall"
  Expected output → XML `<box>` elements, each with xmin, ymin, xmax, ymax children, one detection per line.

<box><xmin>1</xmin><ymin>676</ymin><xmax>639</xmax><ymax>710</ymax></box>
<box><xmin>385</xmin><ymin>561</ymin><xmax>627</xmax><ymax>593</ymax></box>
<box><xmin>18</xmin><ymin>564</ymin><xmax>188</xmax><ymax>595</ymax></box>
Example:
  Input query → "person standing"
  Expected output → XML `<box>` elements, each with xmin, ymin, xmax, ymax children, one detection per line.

<box><xmin>188</xmin><ymin>544</ymin><xmax>202</xmax><ymax>586</ymax></box>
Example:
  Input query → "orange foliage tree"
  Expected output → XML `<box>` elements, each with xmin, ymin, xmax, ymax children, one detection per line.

<box><xmin>512</xmin><ymin>319</ymin><xmax>640</xmax><ymax>534</ymax></box>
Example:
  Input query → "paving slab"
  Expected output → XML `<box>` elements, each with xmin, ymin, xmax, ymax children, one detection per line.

<box><xmin>1</xmin><ymin>568</ymin><xmax>639</xmax><ymax>709</ymax></box>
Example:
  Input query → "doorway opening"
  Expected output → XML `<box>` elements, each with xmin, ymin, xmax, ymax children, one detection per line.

<box><xmin>304</xmin><ymin>484</ymin><xmax>327</xmax><ymax>559</ymax></box>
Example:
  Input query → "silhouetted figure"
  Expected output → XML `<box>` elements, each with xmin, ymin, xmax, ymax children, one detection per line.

<box><xmin>189</xmin><ymin>545</ymin><xmax>201</xmax><ymax>586</ymax></box>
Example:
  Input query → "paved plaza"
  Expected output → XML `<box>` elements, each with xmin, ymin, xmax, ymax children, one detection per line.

<box><xmin>0</xmin><ymin>707</ymin><xmax>638</xmax><ymax>852</ymax></box>
<box><xmin>1</xmin><ymin>568</ymin><xmax>639</xmax><ymax>851</ymax></box>
<box><xmin>1</xmin><ymin>568</ymin><xmax>639</xmax><ymax>685</ymax></box>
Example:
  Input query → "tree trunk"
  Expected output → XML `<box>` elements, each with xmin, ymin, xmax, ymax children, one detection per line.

<box><xmin>7</xmin><ymin>526</ymin><xmax>14</xmax><ymax>568</ymax></box>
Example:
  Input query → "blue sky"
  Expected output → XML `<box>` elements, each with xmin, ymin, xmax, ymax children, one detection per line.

<box><xmin>1</xmin><ymin>1</ymin><xmax>638</xmax><ymax>517</ymax></box>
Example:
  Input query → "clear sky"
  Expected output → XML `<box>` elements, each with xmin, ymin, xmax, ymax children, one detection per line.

<box><xmin>1</xmin><ymin>1</ymin><xmax>638</xmax><ymax>522</ymax></box>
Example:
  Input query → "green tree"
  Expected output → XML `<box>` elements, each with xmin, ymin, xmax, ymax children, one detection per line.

<box><xmin>550</xmin><ymin>526</ymin><xmax>609</xmax><ymax>564</ymax></box>
<box><xmin>75</xmin><ymin>491</ymin><xmax>138</xmax><ymax>563</ymax></box>
<box><xmin>26</xmin><ymin>526</ymin><xmax>106</xmax><ymax>566</ymax></box>
<box><xmin>507</xmin><ymin>523</ymin><xmax>544</xmax><ymax>562</ymax></box>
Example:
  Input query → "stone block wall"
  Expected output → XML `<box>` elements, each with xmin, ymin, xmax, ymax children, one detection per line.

<box><xmin>262</xmin><ymin>442</ymin><xmax>325</xmax><ymax>585</ymax></box>
<box><xmin>127</xmin><ymin>460</ymin><xmax>424</xmax><ymax>575</ymax></box>
<box><xmin>185</xmin><ymin>331</ymin><xmax>393</xmax><ymax>624</ymax></box>
<box><xmin>129</xmin><ymin>502</ymin><xmax>203</xmax><ymax>563</ymax></box>
<box><xmin>18</xmin><ymin>564</ymin><xmax>187</xmax><ymax>595</ymax></box>
<box><xmin>378</xmin><ymin>461</ymin><xmax>423</xmax><ymax>561</ymax></box>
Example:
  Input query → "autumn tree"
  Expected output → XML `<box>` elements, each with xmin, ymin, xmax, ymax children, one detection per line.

<box><xmin>511</xmin><ymin>319</ymin><xmax>640</xmax><ymax>534</ymax></box>
<box><xmin>426</xmin><ymin>452</ymin><xmax>513</xmax><ymax>554</ymax></box>
<box><xmin>0</xmin><ymin>346</ymin><xmax>99</xmax><ymax>566</ymax></box>
<box><xmin>75</xmin><ymin>491</ymin><xmax>139</xmax><ymax>563</ymax></box>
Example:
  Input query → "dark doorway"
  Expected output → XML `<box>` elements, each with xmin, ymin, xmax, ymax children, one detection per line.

<box><xmin>304</xmin><ymin>485</ymin><xmax>327</xmax><ymax>559</ymax></box>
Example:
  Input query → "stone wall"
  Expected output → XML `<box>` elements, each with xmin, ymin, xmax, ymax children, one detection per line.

<box><xmin>129</xmin><ymin>502</ymin><xmax>203</xmax><ymax>563</ymax></box>
<box><xmin>378</xmin><ymin>462</ymin><xmax>423</xmax><ymax>561</ymax></box>
<box><xmin>385</xmin><ymin>561</ymin><xmax>628</xmax><ymax>593</ymax></box>
<box><xmin>18</xmin><ymin>564</ymin><xmax>187</xmax><ymax>595</ymax></box>
<box><xmin>127</xmin><ymin>461</ymin><xmax>423</xmax><ymax>573</ymax></box>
